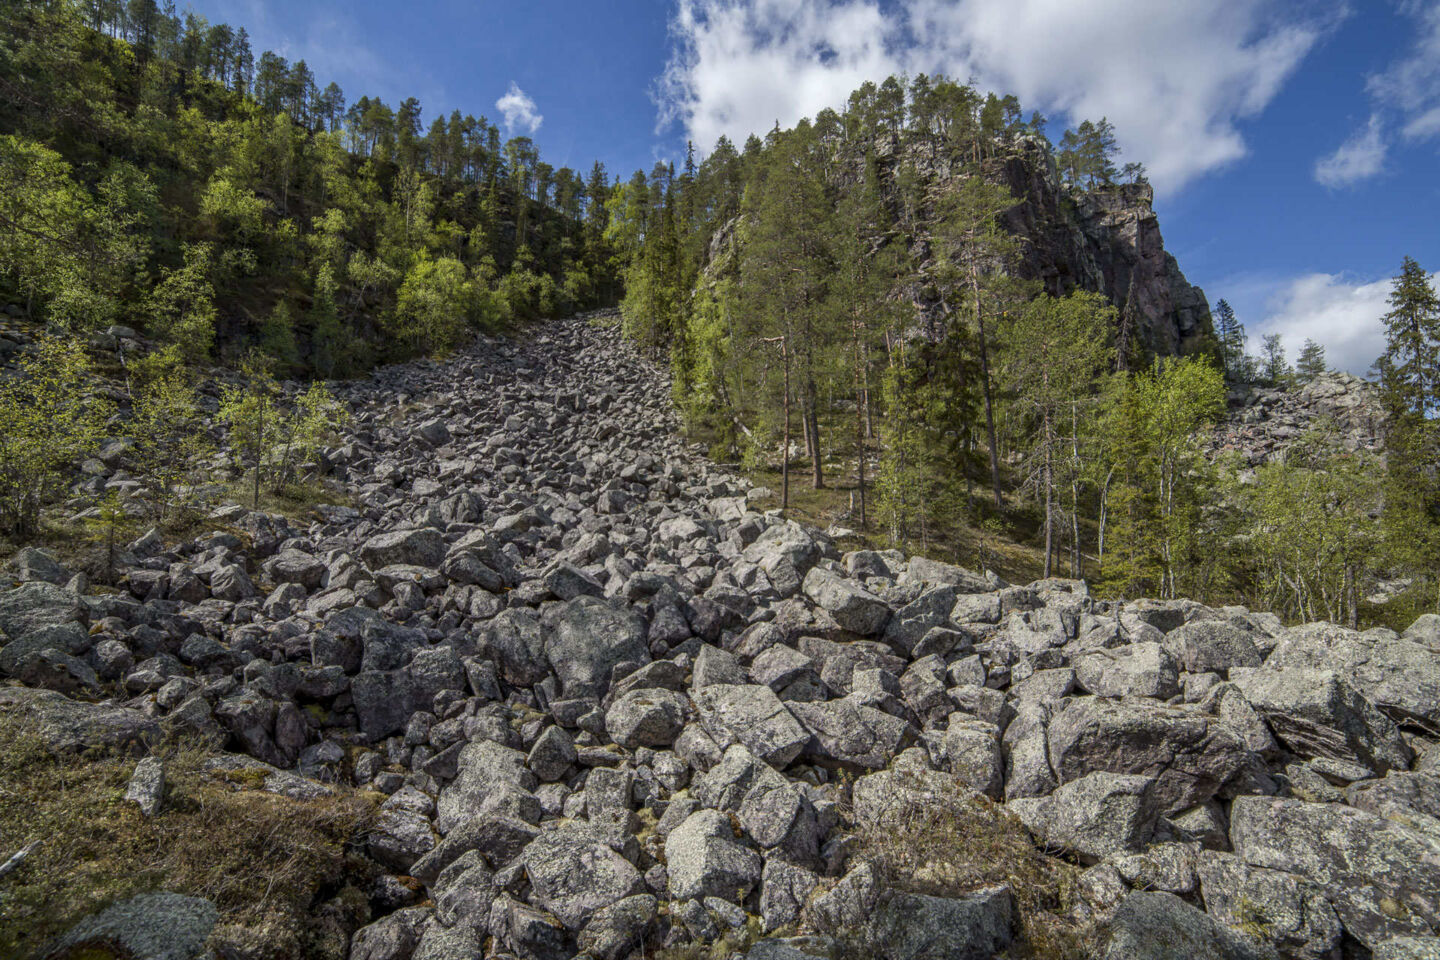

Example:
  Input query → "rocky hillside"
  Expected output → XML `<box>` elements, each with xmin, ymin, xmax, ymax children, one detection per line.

<box><xmin>1209</xmin><ymin>372</ymin><xmax>1387</xmax><ymax>466</ymax></box>
<box><xmin>995</xmin><ymin>146</ymin><xmax>1212</xmax><ymax>357</ymax></box>
<box><xmin>3</xmin><ymin>316</ymin><xmax>1439</xmax><ymax>960</ymax></box>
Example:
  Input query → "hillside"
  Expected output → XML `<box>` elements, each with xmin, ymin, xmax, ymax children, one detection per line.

<box><xmin>3</xmin><ymin>317</ymin><xmax>1439</xmax><ymax>960</ymax></box>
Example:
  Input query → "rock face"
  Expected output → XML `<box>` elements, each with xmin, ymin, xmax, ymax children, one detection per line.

<box><xmin>996</xmin><ymin>155</ymin><xmax>1211</xmax><ymax>358</ymax></box>
<box><xmin>23</xmin><ymin>313</ymin><xmax>1440</xmax><ymax>960</ymax></box>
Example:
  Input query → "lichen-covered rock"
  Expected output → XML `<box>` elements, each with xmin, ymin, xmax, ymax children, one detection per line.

<box><xmin>1229</xmin><ymin>795</ymin><xmax>1440</xmax><ymax>948</ymax></box>
<box><xmin>48</xmin><ymin>892</ymin><xmax>218</xmax><ymax>960</ymax></box>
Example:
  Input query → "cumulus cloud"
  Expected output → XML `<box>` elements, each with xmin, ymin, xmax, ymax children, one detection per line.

<box><xmin>656</xmin><ymin>0</ymin><xmax>1335</xmax><ymax>195</ymax></box>
<box><xmin>1314</xmin><ymin>114</ymin><xmax>1387</xmax><ymax>186</ymax></box>
<box><xmin>497</xmin><ymin>82</ymin><xmax>543</xmax><ymax>135</ymax></box>
<box><xmin>1255</xmin><ymin>273</ymin><xmax>1394</xmax><ymax>375</ymax></box>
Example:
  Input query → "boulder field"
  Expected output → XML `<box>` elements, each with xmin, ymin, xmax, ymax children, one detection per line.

<box><xmin>5</xmin><ymin>315</ymin><xmax>1440</xmax><ymax>960</ymax></box>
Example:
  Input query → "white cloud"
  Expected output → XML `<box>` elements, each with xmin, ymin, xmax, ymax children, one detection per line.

<box><xmin>1314</xmin><ymin>114</ymin><xmax>1387</xmax><ymax>186</ymax></box>
<box><xmin>657</xmin><ymin>0</ymin><xmax>1336</xmax><ymax>195</ymax></box>
<box><xmin>1368</xmin><ymin>0</ymin><xmax>1440</xmax><ymax>141</ymax></box>
<box><xmin>1255</xmin><ymin>273</ymin><xmax>1394</xmax><ymax>375</ymax></box>
<box><xmin>496</xmin><ymin>82</ymin><xmax>543</xmax><ymax>135</ymax></box>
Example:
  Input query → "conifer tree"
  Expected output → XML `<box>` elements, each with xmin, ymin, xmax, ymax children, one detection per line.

<box><xmin>1294</xmin><ymin>338</ymin><xmax>1327</xmax><ymax>384</ymax></box>
<box><xmin>1261</xmin><ymin>333</ymin><xmax>1290</xmax><ymax>386</ymax></box>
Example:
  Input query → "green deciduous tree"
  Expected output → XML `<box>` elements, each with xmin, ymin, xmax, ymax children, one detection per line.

<box><xmin>0</xmin><ymin>338</ymin><xmax>113</xmax><ymax>536</ymax></box>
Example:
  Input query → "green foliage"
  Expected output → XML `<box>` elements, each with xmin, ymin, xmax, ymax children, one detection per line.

<box><xmin>0</xmin><ymin>134</ymin><xmax>144</xmax><ymax>329</ymax></box>
<box><xmin>127</xmin><ymin>345</ymin><xmax>214</xmax><ymax>520</ymax></box>
<box><xmin>0</xmin><ymin>1</ymin><xmax>619</xmax><ymax>372</ymax></box>
<box><xmin>1232</xmin><ymin>427</ymin><xmax>1383</xmax><ymax>625</ymax></box>
<box><xmin>1096</xmin><ymin>357</ymin><xmax>1226</xmax><ymax>599</ymax></box>
<box><xmin>0</xmin><ymin>337</ymin><xmax>112</xmax><ymax>537</ymax></box>
<box><xmin>146</xmin><ymin>242</ymin><xmax>218</xmax><ymax>360</ymax></box>
<box><xmin>394</xmin><ymin>254</ymin><xmax>477</xmax><ymax>354</ymax></box>
<box><xmin>218</xmin><ymin>353</ymin><xmax>349</xmax><ymax>508</ymax></box>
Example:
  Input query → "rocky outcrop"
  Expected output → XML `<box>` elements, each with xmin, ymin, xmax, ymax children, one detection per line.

<box><xmin>1210</xmin><ymin>372</ymin><xmax>1387</xmax><ymax>466</ymax></box>
<box><xmin>12</xmin><ymin>313</ymin><xmax>1440</xmax><ymax>960</ymax></box>
<box><xmin>994</xmin><ymin>144</ymin><xmax>1211</xmax><ymax>357</ymax></box>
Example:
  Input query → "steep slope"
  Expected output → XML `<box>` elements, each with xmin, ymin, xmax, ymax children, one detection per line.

<box><xmin>3</xmin><ymin>317</ymin><xmax>1438</xmax><ymax>960</ymax></box>
<box><xmin>997</xmin><ymin>146</ymin><xmax>1212</xmax><ymax>357</ymax></box>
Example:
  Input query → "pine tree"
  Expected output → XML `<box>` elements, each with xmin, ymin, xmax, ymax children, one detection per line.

<box><xmin>1213</xmin><ymin>299</ymin><xmax>1248</xmax><ymax>380</ymax></box>
<box><xmin>1374</xmin><ymin>256</ymin><xmax>1440</xmax><ymax>417</ymax></box>
<box><xmin>1374</xmin><ymin>257</ymin><xmax>1440</xmax><ymax>610</ymax></box>
<box><xmin>1295</xmin><ymin>338</ymin><xmax>1327</xmax><ymax>384</ymax></box>
<box><xmin>1261</xmin><ymin>333</ymin><xmax>1290</xmax><ymax>386</ymax></box>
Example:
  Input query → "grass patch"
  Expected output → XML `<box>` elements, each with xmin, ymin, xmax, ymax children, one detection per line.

<box><xmin>853</xmin><ymin>786</ymin><xmax>1097</xmax><ymax>959</ymax></box>
<box><xmin>0</xmin><ymin>713</ymin><xmax>377</xmax><ymax>960</ymax></box>
<box><xmin>739</xmin><ymin>461</ymin><xmax>1048</xmax><ymax>586</ymax></box>
<box><xmin>219</xmin><ymin>477</ymin><xmax>358</xmax><ymax>525</ymax></box>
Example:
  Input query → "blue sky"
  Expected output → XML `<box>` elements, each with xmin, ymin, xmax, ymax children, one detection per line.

<box><xmin>192</xmin><ymin>0</ymin><xmax>1440</xmax><ymax>375</ymax></box>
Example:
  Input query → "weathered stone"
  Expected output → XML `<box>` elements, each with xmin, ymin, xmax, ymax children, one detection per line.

<box><xmin>541</xmin><ymin>596</ymin><xmax>649</xmax><ymax>699</ymax></box>
<box><xmin>802</xmin><ymin>567</ymin><xmax>891</xmax><ymax>636</ymax></box>
<box><xmin>692</xmin><ymin>683</ymin><xmax>810</xmax><ymax>768</ymax></box>
<box><xmin>1230</xmin><ymin>795</ymin><xmax>1440</xmax><ymax>948</ymax></box>
<box><xmin>1104</xmin><ymin>891</ymin><xmax>1277</xmax><ymax>960</ymax></box>
<box><xmin>869</xmin><ymin>887</ymin><xmax>1014</xmax><ymax>960</ymax></box>
<box><xmin>1073</xmin><ymin>642</ymin><xmax>1179</xmax><ymax>699</ymax></box>
<box><xmin>605</xmin><ymin>688</ymin><xmax>688</xmax><ymax>749</ymax></box>
<box><xmin>48</xmin><ymin>892</ymin><xmax>218</xmax><ymax>960</ymax></box>
<box><xmin>789</xmin><ymin>695</ymin><xmax>914</xmax><ymax>770</ymax></box>
<box><xmin>360</xmin><ymin>527</ymin><xmax>445</xmax><ymax>569</ymax></box>
<box><xmin>1233</xmin><ymin>669</ymin><xmax>1412</xmax><ymax>773</ymax></box>
<box><xmin>664</xmin><ymin>808</ymin><xmax>763</xmax><ymax>901</ymax></box>
<box><xmin>524</xmin><ymin>821</ymin><xmax>647</xmax><ymax>930</ymax></box>
<box><xmin>1046</xmin><ymin>696</ymin><xmax>1255</xmax><ymax>813</ymax></box>
<box><xmin>1012</xmin><ymin>771</ymin><xmax>1158</xmax><ymax>861</ymax></box>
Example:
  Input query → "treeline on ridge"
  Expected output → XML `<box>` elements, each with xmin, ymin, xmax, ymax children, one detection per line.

<box><xmin>0</xmin><ymin>0</ymin><xmax>621</xmax><ymax>374</ymax></box>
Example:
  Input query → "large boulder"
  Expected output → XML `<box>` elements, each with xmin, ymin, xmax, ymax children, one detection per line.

<box><xmin>523</xmin><ymin>821</ymin><xmax>647</xmax><ymax>930</ymax></box>
<box><xmin>1263</xmin><ymin>622</ymin><xmax>1440</xmax><ymax>731</ymax></box>
<box><xmin>360</xmin><ymin>527</ymin><xmax>445</xmax><ymax>569</ymax></box>
<box><xmin>48</xmin><ymin>892</ymin><xmax>217</xmax><ymax>960</ymax></box>
<box><xmin>541</xmin><ymin>597</ymin><xmax>649</xmax><ymax>699</ymax></box>
<box><xmin>1104</xmin><ymin>891</ymin><xmax>1277</xmax><ymax>960</ymax></box>
<box><xmin>692</xmin><ymin>683</ymin><xmax>811</xmax><ymax>768</ymax></box>
<box><xmin>802</xmin><ymin>567</ymin><xmax>891</xmax><ymax>636</ymax></box>
<box><xmin>1046</xmin><ymin>697</ymin><xmax>1256</xmax><ymax>813</ymax></box>
<box><xmin>0</xmin><ymin>581</ymin><xmax>86</xmax><ymax>639</ymax></box>
<box><xmin>0</xmin><ymin>686</ymin><xmax>158</xmax><ymax>754</ymax></box>
<box><xmin>869</xmin><ymin>887</ymin><xmax>1014</xmax><ymax>960</ymax></box>
<box><xmin>604</xmin><ymin>688</ymin><xmax>688</xmax><ymax>749</ymax></box>
<box><xmin>664</xmin><ymin>808</ymin><xmax>763</xmax><ymax>901</ymax></box>
<box><xmin>1166</xmin><ymin>621</ymin><xmax>1263</xmax><ymax>675</ymax></box>
<box><xmin>1232</xmin><ymin>669</ymin><xmax>1412</xmax><ymax>774</ymax></box>
<box><xmin>1197</xmin><ymin>851</ymin><xmax>1343</xmax><ymax>960</ymax></box>
<box><xmin>1011</xmin><ymin>771</ymin><xmax>1158</xmax><ymax>861</ymax></box>
<box><xmin>1073</xmin><ymin>643</ymin><xmax>1179</xmax><ymax>700</ymax></box>
<box><xmin>437</xmin><ymin>740</ymin><xmax>537</xmax><ymax>834</ymax></box>
<box><xmin>1230</xmin><ymin>795</ymin><xmax>1440</xmax><ymax>948</ymax></box>
<box><xmin>789</xmin><ymin>696</ymin><xmax>915</xmax><ymax>770</ymax></box>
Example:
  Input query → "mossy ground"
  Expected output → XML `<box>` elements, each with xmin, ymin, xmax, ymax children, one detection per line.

<box><xmin>0</xmin><ymin>712</ymin><xmax>378</xmax><ymax>960</ymax></box>
<box><xmin>853</xmin><ymin>784</ymin><xmax>1098</xmax><ymax>960</ymax></box>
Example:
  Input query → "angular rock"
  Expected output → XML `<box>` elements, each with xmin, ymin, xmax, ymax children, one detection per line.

<box><xmin>692</xmin><ymin>683</ymin><xmax>810</xmax><ymax>768</ymax></box>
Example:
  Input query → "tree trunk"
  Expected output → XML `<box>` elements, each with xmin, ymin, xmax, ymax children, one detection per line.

<box><xmin>853</xmin><ymin>317</ymin><xmax>867</xmax><ymax>529</ymax></box>
<box><xmin>972</xmin><ymin>267</ymin><xmax>1003</xmax><ymax>509</ymax></box>
<box><xmin>1043</xmin><ymin>406</ymin><xmax>1053</xmax><ymax>579</ymax></box>
<box><xmin>252</xmin><ymin>394</ymin><xmax>265</xmax><ymax>511</ymax></box>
